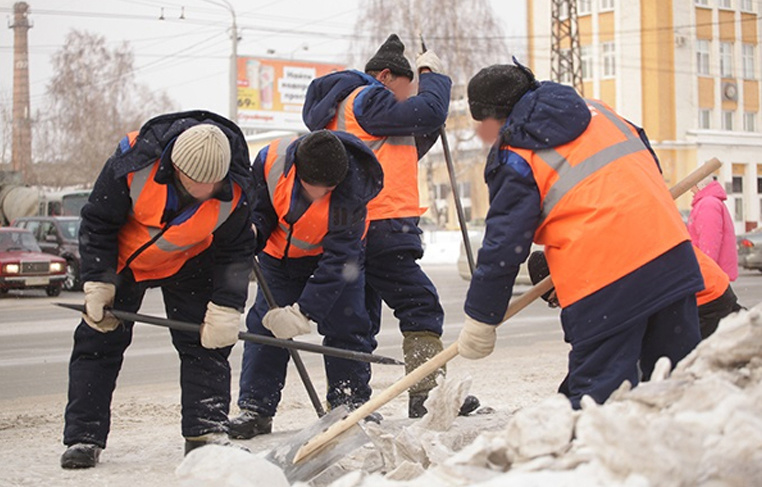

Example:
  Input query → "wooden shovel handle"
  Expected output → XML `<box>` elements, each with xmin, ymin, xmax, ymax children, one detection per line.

<box><xmin>293</xmin><ymin>156</ymin><xmax>724</xmax><ymax>464</ymax></box>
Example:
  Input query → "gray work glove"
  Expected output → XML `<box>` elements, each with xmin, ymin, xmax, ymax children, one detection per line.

<box><xmin>200</xmin><ymin>302</ymin><xmax>241</xmax><ymax>349</ymax></box>
<box><xmin>82</xmin><ymin>281</ymin><xmax>120</xmax><ymax>332</ymax></box>
<box><xmin>262</xmin><ymin>303</ymin><xmax>313</xmax><ymax>339</ymax></box>
<box><xmin>416</xmin><ymin>50</ymin><xmax>444</xmax><ymax>74</ymax></box>
<box><xmin>457</xmin><ymin>316</ymin><xmax>497</xmax><ymax>360</ymax></box>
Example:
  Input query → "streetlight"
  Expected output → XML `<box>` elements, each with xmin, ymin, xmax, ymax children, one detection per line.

<box><xmin>200</xmin><ymin>0</ymin><xmax>238</xmax><ymax>123</ymax></box>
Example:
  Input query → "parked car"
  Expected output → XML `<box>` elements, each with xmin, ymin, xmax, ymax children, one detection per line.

<box><xmin>0</xmin><ymin>227</ymin><xmax>66</xmax><ymax>296</ymax></box>
<box><xmin>737</xmin><ymin>227</ymin><xmax>762</xmax><ymax>272</ymax></box>
<box><xmin>12</xmin><ymin>216</ymin><xmax>82</xmax><ymax>291</ymax></box>
<box><xmin>457</xmin><ymin>227</ymin><xmax>540</xmax><ymax>285</ymax></box>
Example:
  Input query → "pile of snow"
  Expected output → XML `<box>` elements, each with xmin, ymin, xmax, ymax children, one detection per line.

<box><xmin>319</xmin><ymin>306</ymin><xmax>762</xmax><ymax>487</ymax></box>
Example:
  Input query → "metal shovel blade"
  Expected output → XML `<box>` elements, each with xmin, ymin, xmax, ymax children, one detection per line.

<box><xmin>265</xmin><ymin>405</ymin><xmax>370</xmax><ymax>484</ymax></box>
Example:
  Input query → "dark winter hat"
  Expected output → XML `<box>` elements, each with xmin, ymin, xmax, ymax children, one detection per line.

<box><xmin>295</xmin><ymin>130</ymin><xmax>348</xmax><ymax>187</ymax></box>
<box><xmin>468</xmin><ymin>58</ymin><xmax>539</xmax><ymax>121</ymax></box>
<box><xmin>171</xmin><ymin>124</ymin><xmax>231</xmax><ymax>183</ymax></box>
<box><xmin>527</xmin><ymin>250</ymin><xmax>558</xmax><ymax>307</ymax></box>
<box><xmin>365</xmin><ymin>34</ymin><xmax>414</xmax><ymax>80</ymax></box>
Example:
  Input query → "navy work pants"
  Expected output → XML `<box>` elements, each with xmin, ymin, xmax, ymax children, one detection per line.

<box><xmin>63</xmin><ymin>252</ymin><xmax>232</xmax><ymax>448</ymax></box>
<box><xmin>364</xmin><ymin>218</ymin><xmax>444</xmax><ymax>337</ymax></box>
<box><xmin>237</xmin><ymin>253</ymin><xmax>375</xmax><ymax>417</ymax></box>
<box><xmin>559</xmin><ymin>294</ymin><xmax>701</xmax><ymax>409</ymax></box>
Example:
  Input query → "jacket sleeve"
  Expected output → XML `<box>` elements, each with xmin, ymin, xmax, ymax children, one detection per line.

<box><xmin>210</xmin><ymin>201</ymin><xmax>256</xmax><ymax>311</ymax></box>
<box><xmin>250</xmin><ymin>147</ymin><xmax>279</xmax><ymax>253</ymax></box>
<box><xmin>690</xmin><ymin>199</ymin><xmax>724</xmax><ymax>262</ymax></box>
<box><xmin>415</xmin><ymin>127</ymin><xmax>441</xmax><ymax>160</ymax></box>
<box><xmin>296</xmin><ymin>197</ymin><xmax>367</xmax><ymax>324</ymax></box>
<box><xmin>354</xmin><ymin>72</ymin><xmax>452</xmax><ymax>137</ymax></box>
<box><xmin>464</xmin><ymin>148</ymin><xmax>541</xmax><ymax>325</ymax></box>
<box><xmin>79</xmin><ymin>149</ymin><xmax>132</xmax><ymax>284</ymax></box>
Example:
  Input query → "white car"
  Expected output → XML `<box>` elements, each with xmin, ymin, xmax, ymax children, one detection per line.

<box><xmin>457</xmin><ymin>228</ymin><xmax>541</xmax><ymax>285</ymax></box>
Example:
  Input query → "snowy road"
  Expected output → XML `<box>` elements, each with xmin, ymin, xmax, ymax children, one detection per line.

<box><xmin>1</xmin><ymin>264</ymin><xmax>760</xmax><ymax>402</ymax></box>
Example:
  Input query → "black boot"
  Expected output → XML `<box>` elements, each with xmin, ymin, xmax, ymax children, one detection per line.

<box><xmin>459</xmin><ymin>395</ymin><xmax>481</xmax><ymax>416</ymax></box>
<box><xmin>60</xmin><ymin>443</ymin><xmax>102</xmax><ymax>469</ymax></box>
<box><xmin>408</xmin><ymin>394</ymin><xmax>481</xmax><ymax>418</ymax></box>
<box><xmin>227</xmin><ymin>410</ymin><xmax>273</xmax><ymax>440</ymax></box>
<box><xmin>184</xmin><ymin>432</ymin><xmax>251</xmax><ymax>455</ymax></box>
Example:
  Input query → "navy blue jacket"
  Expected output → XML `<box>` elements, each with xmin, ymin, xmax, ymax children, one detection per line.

<box><xmin>251</xmin><ymin>131</ymin><xmax>383</xmax><ymax>323</ymax></box>
<box><xmin>79</xmin><ymin>110</ymin><xmax>256</xmax><ymax>311</ymax></box>
<box><xmin>302</xmin><ymin>69</ymin><xmax>452</xmax><ymax>159</ymax></box>
<box><xmin>465</xmin><ymin>83</ymin><xmax>702</xmax><ymax>339</ymax></box>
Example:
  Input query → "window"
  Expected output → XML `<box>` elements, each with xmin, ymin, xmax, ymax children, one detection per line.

<box><xmin>719</xmin><ymin>0</ymin><xmax>733</xmax><ymax>8</ymax></box>
<box><xmin>720</xmin><ymin>42</ymin><xmax>734</xmax><ymax>77</ymax></box>
<box><xmin>581</xmin><ymin>45</ymin><xmax>594</xmax><ymax>80</ymax></box>
<box><xmin>722</xmin><ymin>110</ymin><xmax>734</xmax><ymax>130</ymax></box>
<box><xmin>579</xmin><ymin>0</ymin><xmax>592</xmax><ymax>14</ymax></box>
<box><xmin>600</xmin><ymin>0</ymin><xmax>614</xmax><ymax>10</ymax></box>
<box><xmin>601</xmin><ymin>42</ymin><xmax>616</xmax><ymax>78</ymax></box>
<box><xmin>697</xmin><ymin>39</ymin><xmax>710</xmax><ymax>75</ymax></box>
<box><xmin>732</xmin><ymin>176</ymin><xmax>744</xmax><ymax>193</ymax></box>
<box><xmin>734</xmin><ymin>199</ymin><xmax>744</xmax><ymax>221</ymax></box>
<box><xmin>742</xmin><ymin>44</ymin><xmax>755</xmax><ymax>79</ymax></box>
<box><xmin>758</xmin><ymin>176</ymin><xmax>762</xmax><ymax>193</ymax></box>
<box><xmin>741</xmin><ymin>0</ymin><xmax>754</xmax><ymax>12</ymax></box>
<box><xmin>558</xmin><ymin>2</ymin><xmax>569</xmax><ymax>20</ymax></box>
<box><xmin>699</xmin><ymin>109</ymin><xmax>712</xmax><ymax>129</ymax></box>
<box><xmin>695</xmin><ymin>0</ymin><xmax>709</xmax><ymax>5</ymax></box>
<box><xmin>744</xmin><ymin>112</ymin><xmax>756</xmax><ymax>131</ymax></box>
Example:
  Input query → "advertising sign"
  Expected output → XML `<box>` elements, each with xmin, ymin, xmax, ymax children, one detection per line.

<box><xmin>237</xmin><ymin>57</ymin><xmax>345</xmax><ymax>131</ymax></box>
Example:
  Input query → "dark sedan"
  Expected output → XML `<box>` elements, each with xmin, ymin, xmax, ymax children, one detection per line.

<box><xmin>0</xmin><ymin>227</ymin><xmax>67</xmax><ymax>296</ymax></box>
<box><xmin>737</xmin><ymin>228</ymin><xmax>762</xmax><ymax>272</ymax></box>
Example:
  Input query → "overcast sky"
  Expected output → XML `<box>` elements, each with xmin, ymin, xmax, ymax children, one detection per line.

<box><xmin>0</xmin><ymin>0</ymin><xmax>526</xmax><ymax>123</ymax></box>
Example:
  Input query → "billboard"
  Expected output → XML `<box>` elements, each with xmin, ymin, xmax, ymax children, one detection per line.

<box><xmin>237</xmin><ymin>57</ymin><xmax>346</xmax><ymax>132</ymax></box>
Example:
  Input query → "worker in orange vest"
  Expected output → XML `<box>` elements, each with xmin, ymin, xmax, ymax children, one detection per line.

<box><xmin>61</xmin><ymin>112</ymin><xmax>257</xmax><ymax>468</ymax></box>
<box><xmin>302</xmin><ymin>34</ymin><xmax>479</xmax><ymax>418</ymax></box>
<box><xmin>229</xmin><ymin>130</ymin><xmax>383</xmax><ymax>439</ymax></box>
<box><xmin>457</xmin><ymin>61</ymin><xmax>704</xmax><ymax>409</ymax></box>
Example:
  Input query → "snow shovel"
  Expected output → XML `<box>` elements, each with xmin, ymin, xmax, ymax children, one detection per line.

<box><xmin>287</xmin><ymin>156</ymin><xmax>723</xmax><ymax>467</ymax></box>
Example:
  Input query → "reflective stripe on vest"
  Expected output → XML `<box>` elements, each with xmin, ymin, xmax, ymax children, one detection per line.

<box><xmin>262</xmin><ymin>137</ymin><xmax>330</xmax><ymax>259</ymax></box>
<box><xmin>328</xmin><ymin>86</ymin><xmax>424</xmax><ymax>220</ymax></box>
<box><xmin>117</xmin><ymin>160</ymin><xmax>242</xmax><ymax>281</ymax></box>
<box><xmin>507</xmin><ymin>99</ymin><xmax>690</xmax><ymax>307</ymax></box>
<box><xmin>694</xmin><ymin>245</ymin><xmax>728</xmax><ymax>306</ymax></box>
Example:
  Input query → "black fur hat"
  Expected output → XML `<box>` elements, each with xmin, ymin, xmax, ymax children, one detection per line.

<box><xmin>365</xmin><ymin>34</ymin><xmax>414</xmax><ymax>80</ymax></box>
<box><xmin>295</xmin><ymin>130</ymin><xmax>348</xmax><ymax>187</ymax></box>
<box><xmin>467</xmin><ymin>58</ymin><xmax>539</xmax><ymax>121</ymax></box>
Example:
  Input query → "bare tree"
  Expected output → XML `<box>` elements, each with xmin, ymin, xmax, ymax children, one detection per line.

<box><xmin>0</xmin><ymin>92</ymin><xmax>11</xmax><ymax>166</ymax></box>
<box><xmin>352</xmin><ymin>0</ymin><xmax>513</xmax><ymax>226</ymax></box>
<box><xmin>31</xmin><ymin>30</ymin><xmax>176</xmax><ymax>186</ymax></box>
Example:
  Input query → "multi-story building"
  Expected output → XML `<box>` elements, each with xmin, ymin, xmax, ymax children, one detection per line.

<box><xmin>528</xmin><ymin>0</ymin><xmax>762</xmax><ymax>232</ymax></box>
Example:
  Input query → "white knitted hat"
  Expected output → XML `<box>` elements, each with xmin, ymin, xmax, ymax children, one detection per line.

<box><xmin>171</xmin><ymin>124</ymin><xmax>231</xmax><ymax>183</ymax></box>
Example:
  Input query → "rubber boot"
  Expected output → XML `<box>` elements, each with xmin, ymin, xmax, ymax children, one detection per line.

<box><xmin>60</xmin><ymin>443</ymin><xmax>102</xmax><ymax>469</ymax></box>
<box><xmin>403</xmin><ymin>331</ymin><xmax>445</xmax><ymax>418</ymax></box>
<box><xmin>227</xmin><ymin>410</ymin><xmax>273</xmax><ymax>440</ymax></box>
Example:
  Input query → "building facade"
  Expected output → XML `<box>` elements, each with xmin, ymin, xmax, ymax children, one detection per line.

<box><xmin>528</xmin><ymin>0</ymin><xmax>762</xmax><ymax>232</ymax></box>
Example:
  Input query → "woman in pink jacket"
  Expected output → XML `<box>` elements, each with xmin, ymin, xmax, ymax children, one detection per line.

<box><xmin>688</xmin><ymin>176</ymin><xmax>738</xmax><ymax>281</ymax></box>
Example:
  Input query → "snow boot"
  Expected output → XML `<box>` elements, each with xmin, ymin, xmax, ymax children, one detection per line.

<box><xmin>227</xmin><ymin>410</ymin><xmax>273</xmax><ymax>440</ymax></box>
<box><xmin>184</xmin><ymin>432</ymin><xmax>251</xmax><ymax>455</ymax></box>
<box><xmin>60</xmin><ymin>443</ymin><xmax>102</xmax><ymax>469</ymax></box>
<box><xmin>408</xmin><ymin>393</ymin><xmax>481</xmax><ymax>418</ymax></box>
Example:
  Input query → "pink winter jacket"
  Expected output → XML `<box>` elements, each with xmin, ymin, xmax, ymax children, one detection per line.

<box><xmin>688</xmin><ymin>180</ymin><xmax>738</xmax><ymax>281</ymax></box>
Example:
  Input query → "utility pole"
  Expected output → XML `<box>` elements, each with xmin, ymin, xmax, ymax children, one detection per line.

<box><xmin>9</xmin><ymin>2</ymin><xmax>32</xmax><ymax>182</ymax></box>
<box><xmin>550</xmin><ymin>0</ymin><xmax>583</xmax><ymax>95</ymax></box>
<box><xmin>200</xmin><ymin>0</ymin><xmax>239</xmax><ymax>123</ymax></box>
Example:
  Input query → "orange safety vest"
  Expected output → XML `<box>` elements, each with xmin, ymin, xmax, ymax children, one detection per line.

<box><xmin>694</xmin><ymin>245</ymin><xmax>728</xmax><ymax>306</ymax></box>
<box><xmin>509</xmin><ymin>99</ymin><xmax>690</xmax><ymax>307</ymax></box>
<box><xmin>262</xmin><ymin>137</ymin><xmax>331</xmax><ymax>259</ymax></box>
<box><xmin>327</xmin><ymin>86</ymin><xmax>425</xmax><ymax>221</ymax></box>
<box><xmin>117</xmin><ymin>131</ymin><xmax>242</xmax><ymax>281</ymax></box>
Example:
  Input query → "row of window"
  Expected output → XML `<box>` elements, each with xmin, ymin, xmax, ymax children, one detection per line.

<box><xmin>564</xmin><ymin>0</ymin><xmax>756</xmax><ymax>16</ymax></box>
<box><xmin>699</xmin><ymin>109</ymin><xmax>757</xmax><ymax>131</ymax></box>
<box><xmin>697</xmin><ymin>40</ymin><xmax>755</xmax><ymax>78</ymax></box>
<box><xmin>559</xmin><ymin>42</ymin><xmax>615</xmax><ymax>83</ymax></box>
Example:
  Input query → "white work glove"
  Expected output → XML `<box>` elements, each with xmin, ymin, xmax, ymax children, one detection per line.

<box><xmin>200</xmin><ymin>302</ymin><xmax>241</xmax><ymax>349</ymax></box>
<box><xmin>262</xmin><ymin>303</ymin><xmax>313</xmax><ymax>339</ymax></box>
<box><xmin>416</xmin><ymin>50</ymin><xmax>444</xmax><ymax>74</ymax></box>
<box><xmin>82</xmin><ymin>281</ymin><xmax>120</xmax><ymax>332</ymax></box>
<box><xmin>457</xmin><ymin>316</ymin><xmax>497</xmax><ymax>360</ymax></box>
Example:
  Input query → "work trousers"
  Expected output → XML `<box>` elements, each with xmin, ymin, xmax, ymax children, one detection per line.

<box><xmin>63</xmin><ymin>252</ymin><xmax>232</xmax><ymax>448</ymax></box>
<box><xmin>238</xmin><ymin>253</ymin><xmax>374</xmax><ymax>417</ymax></box>
<box><xmin>364</xmin><ymin>218</ymin><xmax>444</xmax><ymax>337</ymax></box>
<box><xmin>559</xmin><ymin>294</ymin><xmax>701</xmax><ymax>409</ymax></box>
<box><xmin>698</xmin><ymin>285</ymin><xmax>743</xmax><ymax>339</ymax></box>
